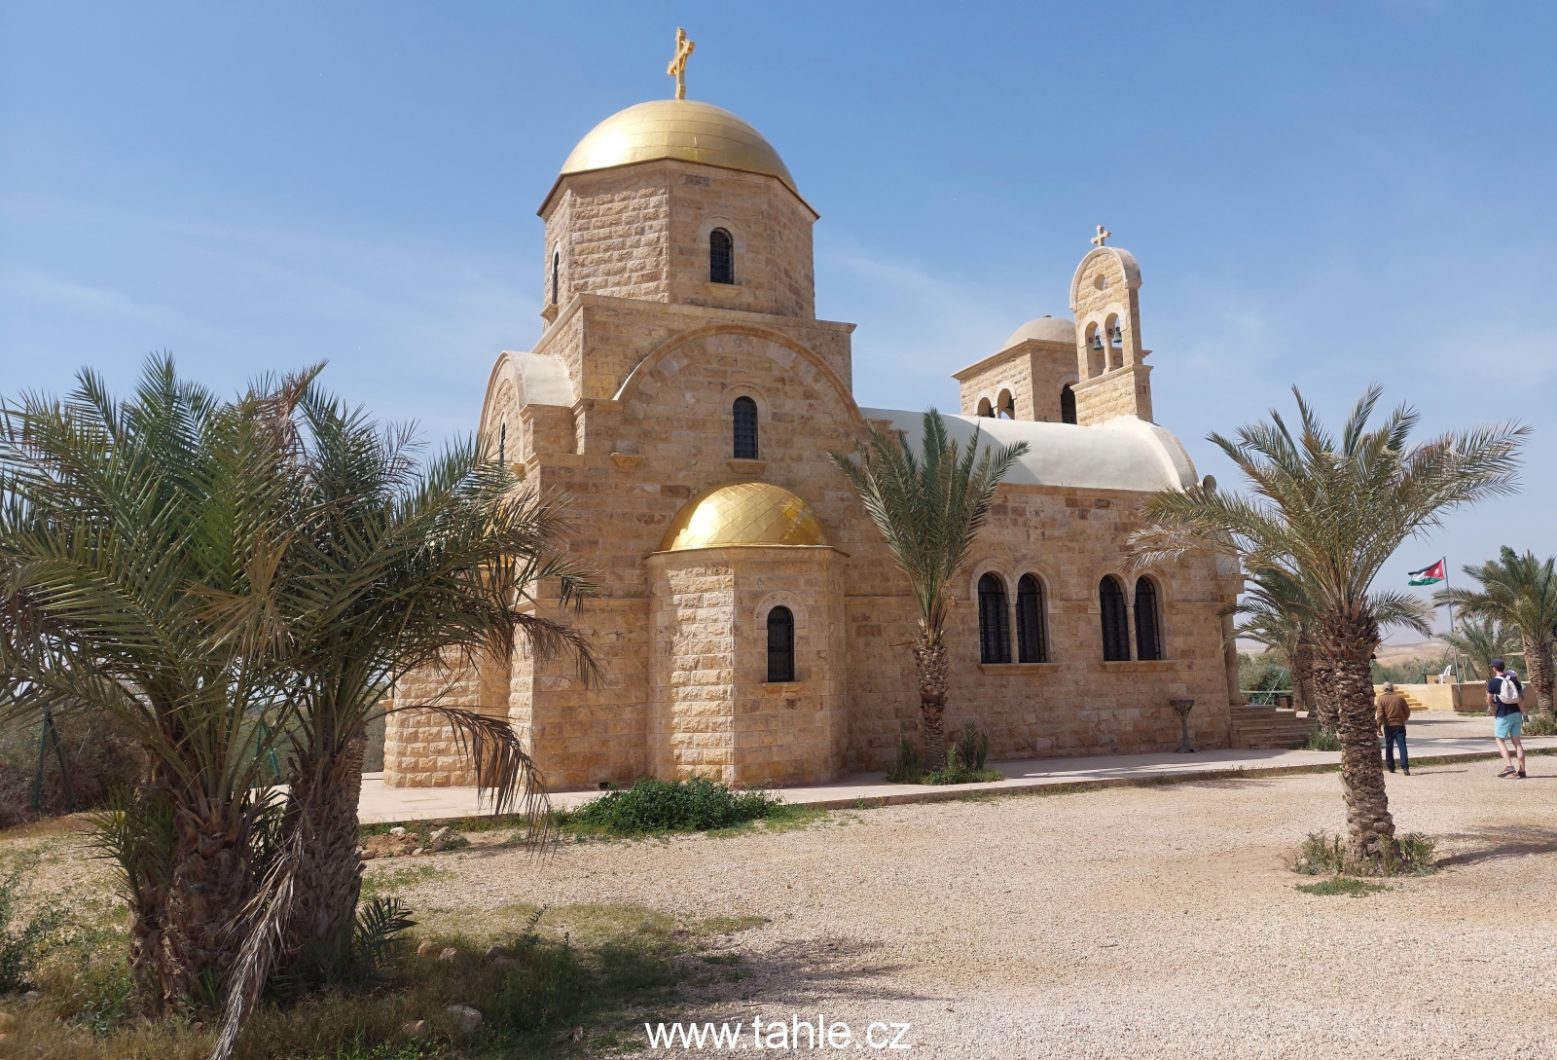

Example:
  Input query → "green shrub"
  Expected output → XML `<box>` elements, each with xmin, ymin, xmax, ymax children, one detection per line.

<box><xmin>1522</xmin><ymin>712</ymin><xmax>1557</xmax><ymax>736</ymax></box>
<box><xmin>1303</xmin><ymin>729</ymin><xmax>1341</xmax><ymax>752</ymax></box>
<box><xmin>885</xmin><ymin>738</ymin><xmax>922</xmax><ymax>783</ymax></box>
<box><xmin>0</xmin><ymin>859</ymin><xmax>68</xmax><ymax>993</ymax></box>
<box><xmin>564</xmin><ymin>778</ymin><xmax>783</xmax><ymax>835</ymax></box>
<box><xmin>1294</xmin><ymin>830</ymin><xmax>1437</xmax><ymax>878</ymax></box>
<box><xmin>921</xmin><ymin>746</ymin><xmax>1003</xmax><ymax>786</ymax></box>
<box><xmin>954</xmin><ymin>724</ymin><xmax>989</xmax><ymax>770</ymax></box>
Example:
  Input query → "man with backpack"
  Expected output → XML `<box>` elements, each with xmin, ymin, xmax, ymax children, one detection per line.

<box><xmin>1487</xmin><ymin>658</ymin><xmax>1527</xmax><ymax>779</ymax></box>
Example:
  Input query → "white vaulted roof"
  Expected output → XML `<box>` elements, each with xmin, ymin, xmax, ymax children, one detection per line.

<box><xmin>857</xmin><ymin>409</ymin><xmax>1198</xmax><ymax>494</ymax></box>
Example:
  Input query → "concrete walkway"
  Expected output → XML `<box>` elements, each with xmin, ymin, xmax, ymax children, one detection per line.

<box><xmin>357</xmin><ymin>712</ymin><xmax>1556</xmax><ymax>824</ymax></box>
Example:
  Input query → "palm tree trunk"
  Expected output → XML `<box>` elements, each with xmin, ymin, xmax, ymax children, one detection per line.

<box><xmin>1324</xmin><ymin>623</ymin><xmax>1397</xmax><ymax>866</ymax></box>
<box><xmin>1292</xmin><ymin>639</ymin><xmax>1317</xmax><ymax>716</ymax></box>
<box><xmin>160</xmin><ymin>794</ymin><xmax>255</xmax><ymax>1012</ymax></box>
<box><xmin>913</xmin><ymin>634</ymin><xmax>948</xmax><ymax>770</ymax></box>
<box><xmin>276</xmin><ymin>735</ymin><xmax>366</xmax><ymax>983</ymax></box>
<box><xmin>1311</xmin><ymin>657</ymin><xmax>1340</xmax><ymax>731</ymax></box>
<box><xmin>123</xmin><ymin>769</ymin><xmax>177</xmax><ymax>1017</ymax></box>
<box><xmin>1526</xmin><ymin>636</ymin><xmax>1555</xmax><ymax>717</ymax></box>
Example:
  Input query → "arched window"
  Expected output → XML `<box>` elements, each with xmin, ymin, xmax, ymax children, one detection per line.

<box><xmin>996</xmin><ymin>389</ymin><xmax>1015</xmax><ymax>419</ymax></box>
<box><xmin>710</xmin><ymin>228</ymin><xmax>734</xmax><ymax>284</ymax></box>
<box><xmin>766</xmin><ymin>606</ymin><xmax>795</xmax><ymax>682</ymax></box>
<box><xmin>1135</xmin><ymin>577</ymin><xmax>1163</xmax><ymax>661</ymax></box>
<box><xmin>1060</xmin><ymin>385</ymin><xmax>1077</xmax><ymax>425</ymax></box>
<box><xmin>1099</xmin><ymin>576</ymin><xmax>1130</xmax><ymax>662</ymax></box>
<box><xmin>732</xmin><ymin>396</ymin><xmax>759</xmax><ymax>459</ymax></box>
<box><xmin>976</xmin><ymin>397</ymin><xmax>994</xmax><ymax>418</ymax></box>
<box><xmin>1105</xmin><ymin>313</ymin><xmax>1123</xmax><ymax>371</ymax></box>
<box><xmin>551</xmin><ymin>250</ymin><xmax>560</xmax><ymax>305</ymax></box>
<box><xmin>978</xmin><ymin>573</ymin><xmax>1011</xmax><ymax>664</ymax></box>
<box><xmin>1016</xmin><ymin>574</ymin><xmax>1048</xmax><ymax>663</ymax></box>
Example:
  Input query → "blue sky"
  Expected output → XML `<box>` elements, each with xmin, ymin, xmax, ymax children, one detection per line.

<box><xmin>2</xmin><ymin>1</ymin><xmax>1552</xmax><ymax>638</ymax></box>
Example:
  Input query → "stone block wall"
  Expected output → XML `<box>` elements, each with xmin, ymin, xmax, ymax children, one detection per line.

<box><xmin>541</xmin><ymin>161</ymin><xmax>815</xmax><ymax>327</ymax></box>
<box><xmin>956</xmin><ymin>340</ymin><xmax>1080</xmax><ymax>423</ymax></box>
<box><xmin>844</xmin><ymin>483</ymin><xmax>1236</xmax><ymax>770</ymax></box>
<box><xmin>1072</xmin><ymin>364</ymin><xmax>1155</xmax><ymax>426</ymax></box>
<box><xmin>383</xmin><ymin>650</ymin><xmax>509</xmax><ymax>788</ymax></box>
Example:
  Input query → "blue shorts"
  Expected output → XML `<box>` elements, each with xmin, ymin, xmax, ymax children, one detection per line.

<box><xmin>1495</xmin><ymin>713</ymin><xmax>1524</xmax><ymax>740</ymax></box>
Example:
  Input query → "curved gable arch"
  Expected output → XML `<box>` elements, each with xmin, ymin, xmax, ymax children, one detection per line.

<box><xmin>613</xmin><ymin>323</ymin><xmax>864</xmax><ymax>429</ymax></box>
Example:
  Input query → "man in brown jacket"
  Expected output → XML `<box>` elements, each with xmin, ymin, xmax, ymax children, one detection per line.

<box><xmin>1376</xmin><ymin>682</ymin><xmax>1413</xmax><ymax>775</ymax></box>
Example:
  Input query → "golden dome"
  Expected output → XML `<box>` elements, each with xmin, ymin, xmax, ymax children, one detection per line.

<box><xmin>659</xmin><ymin>482</ymin><xmax>828</xmax><ymax>552</ymax></box>
<box><xmin>557</xmin><ymin>99</ymin><xmax>799</xmax><ymax>196</ymax></box>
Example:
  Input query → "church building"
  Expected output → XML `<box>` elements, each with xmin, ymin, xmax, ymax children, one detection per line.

<box><xmin>384</xmin><ymin>47</ymin><xmax>1243</xmax><ymax>790</ymax></box>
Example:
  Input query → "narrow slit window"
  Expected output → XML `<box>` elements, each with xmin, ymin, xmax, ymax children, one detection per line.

<box><xmin>733</xmin><ymin>396</ymin><xmax>759</xmax><ymax>459</ymax></box>
<box><xmin>1135</xmin><ymin>578</ymin><xmax>1163</xmax><ymax>661</ymax></box>
<box><xmin>551</xmin><ymin>250</ymin><xmax>560</xmax><ymax>305</ymax></box>
<box><xmin>497</xmin><ymin>422</ymin><xmax>507</xmax><ymax>465</ymax></box>
<box><xmin>1016</xmin><ymin>574</ymin><xmax>1048</xmax><ymax>663</ymax></box>
<box><xmin>1100</xmin><ymin>576</ymin><xmax>1130</xmax><ymax>661</ymax></box>
<box><xmin>710</xmin><ymin>228</ymin><xmax>734</xmax><ymax>284</ymax></box>
<box><xmin>766</xmin><ymin>606</ymin><xmax>795</xmax><ymax>683</ymax></box>
<box><xmin>978</xmin><ymin>573</ymin><xmax>1011</xmax><ymax>664</ymax></box>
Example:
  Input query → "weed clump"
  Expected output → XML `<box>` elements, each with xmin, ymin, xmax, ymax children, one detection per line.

<box><xmin>564</xmin><ymin>778</ymin><xmax>785</xmax><ymax>835</ymax></box>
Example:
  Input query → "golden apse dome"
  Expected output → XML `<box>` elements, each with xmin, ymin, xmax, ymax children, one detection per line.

<box><xmin>557</xmin><ymin>99</ymin><xmax>799</xmax><ymax>197</ymax></box>
<box><xmin>659</xmin><ymin>482</ymin><xmax>829</xmax><ymax>552</ymax></box>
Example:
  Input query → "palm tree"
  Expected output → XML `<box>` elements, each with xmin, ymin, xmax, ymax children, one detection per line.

<box><xmin>214</xmin><ymin>384</ymin><xmax>597</xmax><ymax>1043</ymax></box>
<box><xmin>1137</xmin><ymin>386</ymin><xmax>1524</xmax><ymax>865</ymax></box>
<box><xmin>0</xmin><ymin>359</ymin><xmax>294</xmax><ymax>1013</ymax></box>
<box><xmin>830</xmin><ymin>410</ymin><xmax>1027</xmax><ymax>769</ymax></box>
<box><xmin>1441</xmin><ymin>615</ymin><xmax>1520</xmax><ymax>682</ymax></box>
<box><xmin>1235</xmin><ymin>567</ymin><xmax>1325</xmax><ymax>723</ymax></box>
<box><xmin>1440</xmin><ymin>548</ymin><xmax>1557</xmax><ymax>716</ymax></box>
<box><xmin>1236</xmin><ymin>566</ymin><xmax>1434</xmax><ymax>729</ymax></box>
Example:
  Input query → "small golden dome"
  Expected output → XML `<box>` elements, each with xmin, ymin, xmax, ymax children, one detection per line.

<box><xmin>558</xmin><ymin>99</ymin><xmax>798</xmax><ymax>196</ymax></box>
<box><xmin>660</xmin><ymin>482</ymin><xmax>828</xmax><ymax>551</ymax></box>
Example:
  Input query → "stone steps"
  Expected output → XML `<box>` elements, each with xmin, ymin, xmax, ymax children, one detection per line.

<box><xmin>1230</xmin><ymin>705</ymin><xmax>1319</xmax><ymax>750</ymax></box>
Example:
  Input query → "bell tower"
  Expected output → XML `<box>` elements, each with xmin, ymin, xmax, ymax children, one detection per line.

<box><xmin>1068</xmin><ymin>226</ymin><xmax>1153</xmax><ymax>425</ymax></box>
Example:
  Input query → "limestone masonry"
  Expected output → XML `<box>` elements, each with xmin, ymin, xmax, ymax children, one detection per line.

<box><xmin>384</xmin><ymin>94</ymin><xmax>1243</xmax><ymax>790</ymax></box>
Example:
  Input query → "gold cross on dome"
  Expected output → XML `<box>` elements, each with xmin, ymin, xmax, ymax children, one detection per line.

<box><xmin>1091</xmin><ymin>224</ymin><xmax>1111</xmax><ymax>248</ymax></box>
<box><xmin>666</xmin><ymin>27</ymin><xmax>696</xmax><ymax>100</ymax></box>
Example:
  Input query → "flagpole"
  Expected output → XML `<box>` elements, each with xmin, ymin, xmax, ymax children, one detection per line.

<box><xmin>1441</xmin><ymin>555</ymin><xmax>1464</xmax><ymax>685</ymax></box>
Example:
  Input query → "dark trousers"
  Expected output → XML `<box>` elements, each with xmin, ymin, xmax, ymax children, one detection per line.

<box><xmin>1383</xmin><ymin>724</ymin><xmax>1409</xmax><ymax>772</ymax></box>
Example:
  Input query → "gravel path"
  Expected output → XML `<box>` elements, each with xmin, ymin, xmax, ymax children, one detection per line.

<box><xmin>391</xmin><ymin>760</ymin><xmax>1557</xmax><ymax>1059</ymax></box>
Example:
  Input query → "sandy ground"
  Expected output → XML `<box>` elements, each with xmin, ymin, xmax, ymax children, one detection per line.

<box><xmin>394</xmin><ymin>759</ymin><xmax>1557</xmax><ymax>1059</ymax></box>
<box><xmin>10</xmin><ymin>753</ymin><xmax>1555</xmax><ymax>1058</ymax></box>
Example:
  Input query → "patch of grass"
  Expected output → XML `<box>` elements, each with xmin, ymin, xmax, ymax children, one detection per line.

<box><xmin>1302</xmin><ymin>729</ymin><xmax>1341</xmax><ymax>752</ymax></box>
<box><xmin>1295</xmin><ymin>877</ymin><xmax>1387</xmax><ymax>897</ymax></box>
<box><xmin>558</xmin><ymin>778</ymin><xmax>787</xmax><ymax>837</ymax></box>
<box><xmin>698</xmin><ymin>953</ymin><xmax>744</xmax><ymax>966</ymax></box>
<box><xmin>359</xmin><ymin>864</ymin><xmax>454</xmax><ymax>898</ymax></box>
<box><xmin>688</xmin><ymin>914</ymin><xmax>767</xmax><ymax>937</ymax></box>
<box><xmin>1294</xmin><ymin>830</ymin><xmax>1438</xmax><ymax>878</ymax></box>
<box><xmin>0</xmin><ymin>856</ymin><xmax>70</xmax><ymax>991</ymax></box>
<box><xmin>6</xmin><ymin>899</ymin><xmax>752</xmax><ymax>1059</ymax></box>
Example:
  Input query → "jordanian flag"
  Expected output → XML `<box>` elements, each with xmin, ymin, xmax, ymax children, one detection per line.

<box><xmin>1408</xmin><ymin>559</ymin><xmax>1446</xmax><ymax>586</ymax></box>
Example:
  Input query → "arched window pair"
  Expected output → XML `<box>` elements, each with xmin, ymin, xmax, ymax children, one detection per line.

<box><xmin>1099</xmin><ymin>575</ymin><xmax>1164</xmax><ymax>661</ymax></box>
<box><xmin>978</xmin><ymin>573</ymin><xmax>1049</xmax><ymax>664</ymax></box>
<box><xmin>766</xmin><ymin>606</ymin><xmax>795</xmax><ymax>682</ymax></box>
<box><xmin>975</xmin><ymin>393</ymin><xmax>1016</xmax><ymax>420</ymax></box>
<box><xmin>710</xmin><ymin>228</ymin><xmax>735</xmax><ymax>285</ymax></box>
